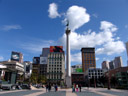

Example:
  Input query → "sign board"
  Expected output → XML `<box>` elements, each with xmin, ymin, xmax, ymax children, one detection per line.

<box><xmin>50</xmin><ymin>46</ymin><xmax>63</xmax><ymax>52</ymax></box>
<box><xmin>76</xmin><ymin>68</ymin><xmax>82</xmax><ymax>72</ymax></box>
<box><xmin>11</xmin><ymin>52</ymin><xmax>20</xmax><ymax>61</ymax></box>
<box><xmin>33</xmin><ymin>57</ymin><xmax>40</xmax><ymax>64</ymax></box>
<box><xmin>40</xmin><ymin>57</ymin><xmax>47</xmax><ymax>64</ymax></box>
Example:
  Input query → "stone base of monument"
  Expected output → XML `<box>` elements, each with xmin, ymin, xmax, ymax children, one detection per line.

<box><xmin>65</xmin><ymin>76</ymin><xmax>72</xmax><ymax>88</ymax></box>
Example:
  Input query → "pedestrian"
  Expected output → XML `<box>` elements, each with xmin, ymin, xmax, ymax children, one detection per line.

<box><xmin>76</xmin><ymin>84</ymin><xmax>78</xmax><ymax>92</ymax></box>
<box><xmin>49</xmin><ymin>84</ymin><xmax>51</xmax><ymax>92</ymax></box>
<box><xmin>79</xmin><ymin>84</ymin><xmax>82</xmax><ymax>92</ymax></box>
<box><xmin>74</xmin><ymin>84</ymin><xmax>76</xmax><ymax>92</ymax></box>
<box><xmin>48</xmin><ymin>84</ymin><xmax>51</xmax><ymax>92</ymax></box>
<box><xmin>72</xmin><ymin>84</ymin><xmax>75</xmax><ymax>92</ymax></box>
<box><xmin>55</xmin><ymin>84</ymin><xmax>58</xmax><ymax>92</ymax></box>
<box><xmin>46</xmin><ymin>84</ymin><xmax>48</xmax><ymax>92</ymax></box>
<box><xmin>54</xmin><ymin>84</ymin><xmax>56</xmax><ymax>92</ymax></box>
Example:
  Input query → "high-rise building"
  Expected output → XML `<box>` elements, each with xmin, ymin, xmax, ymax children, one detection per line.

<box><xmin>11</xmin><ymin>51</ymin><xmax>23</xmax><ymax>63</ymax></box>
<box><xmin>41</xmin><ymin>48</ymin><xmax>50</xmax><ymax>57</ymax></box>
<box><xmin>102</xmin><ymin>61</ymin><xmax>109</xmax><ymax>70</ymax></box>
<box><xmin>126</xmin><ymin>42</ymin><xmax>128</xmax><ymax>66</ymax></box>
<box><xmin>47</xmin><ymin>46</ymin><xmax>65</xmax><ymax>84</ymax></box>
<box><xmin>23</xmin><ymin>61</ymin><xmax>32</xmax><ymax>79</ymax></box>
<box><xmin>109</xmin><ymin>61</ymin><xmax>115</xmax><ymax>70</ymax></box>
<box><xmin>32</xmin><ymin>57</ymin><xmax>40</xmax><ymax>76</ymax></box>
<box><xmin>114</xmin><ymin>56</ymin><xmax>123</xmax><ymax>68</ymax></box>
<box><xmin>81</xmin><ymin>48</ymin><xmax>96</xmax><ymax>72</ymax></box>
<box><xmin>40</xmin><ymin>48</ymin><xmax>50</xmax><ymax>76</ymax></box>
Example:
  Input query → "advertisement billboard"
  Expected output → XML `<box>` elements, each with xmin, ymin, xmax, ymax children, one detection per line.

<box><xmin>50</xmin><ymin>46</ymin><xmax>63</xmax><ymax>52</ymax></box>
<box><xmin>11</xmin><ymin>52</ymin><xmax>20</xmax><ymax>61</ymax></box>
<box><xmin>33</xmin><ymin>57</ymin><xmax>40</xmax><ymax>64</ymax></box>
<box><xmin>40</xmin><ymin>57</ymin><xmax>47</xmax><ymax>64</ymax></box>
<box><xmin>76</xmin><ymin>68</ymin><xmax>82</xmax><ymax>73</ymax></box>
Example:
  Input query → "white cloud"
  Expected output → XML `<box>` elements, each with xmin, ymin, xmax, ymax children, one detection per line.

<box><xmin>63</xmin><ymin>5</ymin><xmax>90</xmax><ymax>31</ymax></box>
<box><xmin>96</xmin><ymin>57</ymin><xmax>99</xmax><ymax>61</ymax></box>
<box><xmin>59</xmin><ymin>21</ymin><xmax>125</xmax><ymax>55</ymax></box>
<box><xmin>96</xmin><ymin>41</ymin><xmax>125</xmax><ymax>55</ymax></box>
<box><xmin>1</xmin><ymin>25</ymin><xmax>22</xmax><ymax>31</ymax></box>
<box><xmin>71</xmin><ymin>52</ymin><xmax>81</xmax><ymax>63</ymax></box>
<box><xmin>103</xmin><ymin>58</ymin><xmax>110</xmax><ymax>62</ymax></box>
<box><xmin>100</xmin><ymin>21</ymin><xmax>118</xmax><ymax>32</ymax></box>
<box><xmin>48</xmin><ymin>3</ymin><xmax>60</xmax><ymax>18</ymax></box>
<box><xmin>0</xmin><ymin>56</ymin><xmax>4</xmax><ymax>61</ymax></box>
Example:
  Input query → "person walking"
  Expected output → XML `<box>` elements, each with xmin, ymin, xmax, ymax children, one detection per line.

<box><xmin>79</xmin><ymin>84</ymin><xmax>82</xmax><ymax>92</ymax></box>
<box><xmin>76</xmin><ymin>84</ymin><xmax>78</xmax><ymax>92</ymax></box>
<box><xmin>55</xmin><ymin>84</ymin><xmax>58</xmax><ymax>92</ymax></box>
<box><xmin>72</xmin><ymin>84</ymin><xmax>74</xmax><ymax>92</ymax></box>
<box><xmin>48</xmin><ymin>84</ymin><xmax>51</xmax><ymax>92</ymax></box>
<box><xmin>46</xmin><ymin>84</ymin><xmax>48</xmax><ymax>92</ymax></box>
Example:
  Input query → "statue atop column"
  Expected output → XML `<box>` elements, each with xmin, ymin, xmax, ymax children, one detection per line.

<box><xmin>65</xmin><ymin>20</ymin><xmax>71</xmax><ymax>87</ymax></box>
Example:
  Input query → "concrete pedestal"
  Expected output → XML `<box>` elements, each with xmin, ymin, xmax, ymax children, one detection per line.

<box><xmin>65</xmin><ymin>76</ymin><xmax>71</xmax><ymax>88</ymax></box>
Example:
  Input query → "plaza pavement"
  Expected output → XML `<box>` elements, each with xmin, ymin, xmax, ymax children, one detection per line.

<box><xmin>0</xmin><ymin>87</ymin><xmax>128</xmax><ymax>96</ymax></box>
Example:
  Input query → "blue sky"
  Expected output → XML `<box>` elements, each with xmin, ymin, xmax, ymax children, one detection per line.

<box><xmin>0</xmin><ymin>0</ymin><xmax>128</xmax><ymax>68</ymax></box>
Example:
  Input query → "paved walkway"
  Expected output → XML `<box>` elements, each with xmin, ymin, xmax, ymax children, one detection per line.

<box><xmin>0</xmin><ymin>87</ymin><xmax>128</xmax><ymax>96</ymax></box>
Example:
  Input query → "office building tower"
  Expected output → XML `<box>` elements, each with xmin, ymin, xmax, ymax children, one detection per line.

<box><xmin>32</xmin><ymin>57</ymin><xmax>40</xmax><ymax>75</ymax></box>
<box><xmin>114</xmin><ymin>56</ymin><xmax>123</xmax><ymax>68</ymax></box>
<box><xmin>47</xmin><ymin>46</ymin><xmax>65</xmax><ymax>84</ymax></box>
<box><xmin>40</xmin><ymin>48</ymin><xmax>50</xmax><ymax>76</ymax></box>
<box><xmin>102</xmin><ymin>61</ymin><xmax>109</xmax><ymax>70</ymax></box>
<box><xmin>11</xmin><ymin>51</ymin><xmax>23</xmax><ymax>63</ymax></box>
<box><xmin>23</xmin><ymin>61</ymin><xmax>32</xmax><ymax>79</ymax></box>
<box><xmin>109</xmin><ymin>61</ymin><xmax>115</xmax><ymax>70</ymax></box>
<box><xmin>81</xmin><ymin>48</ymin><xmax>96</xmax><ymax>72</ymax></box>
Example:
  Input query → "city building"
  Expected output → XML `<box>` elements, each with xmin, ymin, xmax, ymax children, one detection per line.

<box><xmin>71</xmin><ymin>72</ymin><xmax>85</xmax><ymax>86</ymax></box>
<box><xmin>102</xmin><ymin>61</ymin><xmax>109</xmax><ymax>70</ymax></box>
<box><xmin>1</xmin><ymin>60</ymin><xmax>24</xmax><ymax>84</ymax></box>
<box><xmin>0</xmin><ymin>63</ymin><xmax>7</xmax><ymax>80</ymax></box>
<box><xmin>126</xmin><ymin>42</ymin><xmax>128</xmax><ymax>66</ymax></box>
<box><xmin>114</xmin><ymin>56</ymin><xmax>123</xmax><ymax>68</ymax></box>
<box><xmin>109</xmin><ymin>61</ymin><xmax>115</xmax><ymax>70</ymax></box>
<box><xmin>23</xmin><ymin>61</ymin><xmax>32</xmax><ymax>79</ymax></box>
<box><xmin>47</xmin><ymin>46</ymin><xmax>65</xmax><ymax>85</ymax></box>
<box><xmin>71</xmin><ymin>64</ymin><xmax>82</xmax><ymax>73</ymax></box>
<box><xmin>81</xmin><ymin>47</ymin><xmax>96</xmax><ymax>72</ymax></box>
<box><xmin>85</xmin><ymin>68</ymin><xmax>103</xmax><ymax>87</ymax></box>
<box><xmin>105</xmin><ymin>67</ymin><xmax>128</xmax><ymax>88</ymax></box>
<box><xmin>32</xmin><ymin>57</ymin><xmax>40</xmax><ymax>75</ymax></box>
<box><xmin>40</xmin><ymin>48</ymin><xmax>50</xmax><ymax>76</ymax></box>
<box><xmin>11</xmin><ymin>51</ymin><xmax>23</xmax><ymax>63</ymax></box>
<box><xmin>85</xmin><ymin>68</ymin><xmax>103</xmax><ymax>79</ymax></box>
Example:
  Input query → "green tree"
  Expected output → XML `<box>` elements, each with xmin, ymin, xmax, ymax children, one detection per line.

<box><xmin>38</xmin><ymin>75</ymin><xmax>47</xmax><ymax>84</ymax></box>
<box><xmin>30</xmin><ymin>73</ymin><xmax>38</xmax><ymax>84</ymax></box>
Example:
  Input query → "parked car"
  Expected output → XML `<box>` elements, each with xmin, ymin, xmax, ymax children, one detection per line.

<box><xmin>11</xmin><ymin>84</ymin><xmax>22</xmax><ymax>90</ymax></box>
<box><xmin>20</xmin><ymin>84</ymin><xmax>31</xmax><ymax>90</ymax></box>
<box><xmin>1</xmin><ymin>84</ymin><xmax>12</xmax><ymax>90</ymax></box>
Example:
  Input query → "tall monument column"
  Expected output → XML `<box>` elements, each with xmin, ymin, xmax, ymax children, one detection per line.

<box><xmin>65</xmin><ymin>22</ymin><xmax>71</xmax><ymax>87</ymax></box>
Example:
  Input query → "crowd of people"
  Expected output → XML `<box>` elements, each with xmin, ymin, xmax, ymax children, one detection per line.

<box><xmin>45</xmin><ymin>84</ymin><xmax>58</xmax><ymax>92</ymax></box>
<box><xmin>72</xmin><ymin>84</ymin><xmax>82</xmax><ymax>92</ymax></box>
<box><xmin>45</xmin><ymin>83</ymin><xmax>82</xmax><ymax>92</ymax></box>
